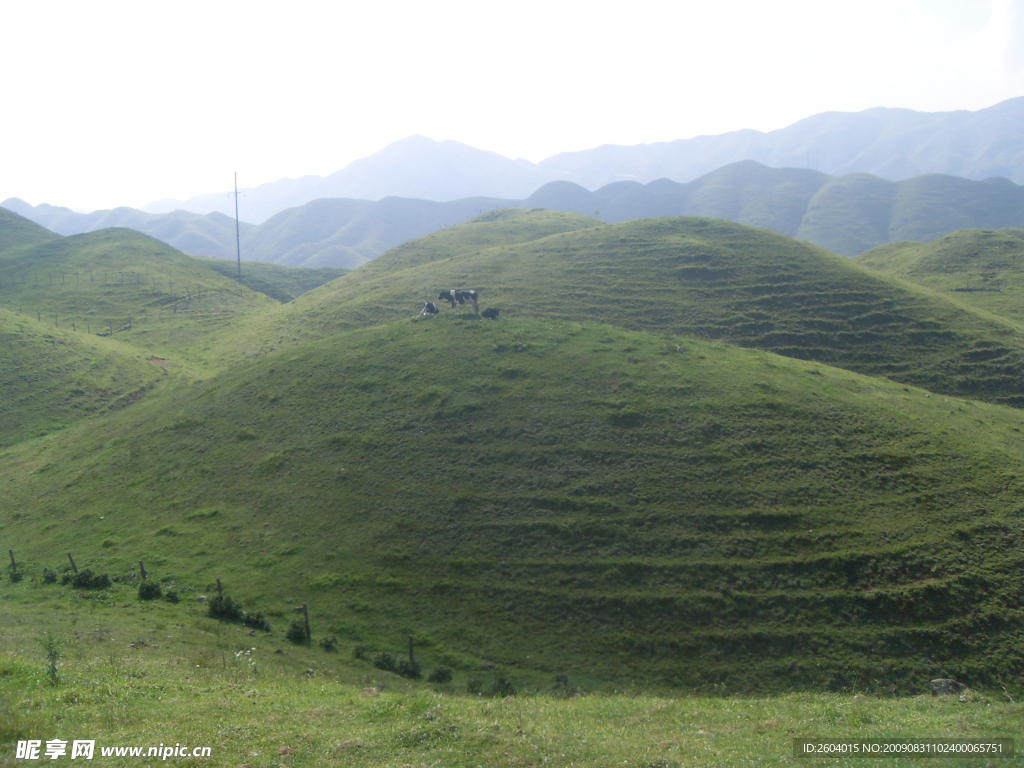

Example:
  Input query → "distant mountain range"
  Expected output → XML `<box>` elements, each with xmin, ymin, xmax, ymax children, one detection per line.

<box><xmin>0</xmin><ymin>199</ymin><xmax>254</xmax><ymax>260</ymax></box>
<box><xmin>6</xmin><ymin>160</ymin><xmax>1024</xmax><ymax>267</ymax></box>
<box><xmin>138</xmin><ymin>97</ymin><xmax>1024</xmax><ymax>224</ymax></box>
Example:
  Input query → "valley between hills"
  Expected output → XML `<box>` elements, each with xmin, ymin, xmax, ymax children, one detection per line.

<box><xmin>1</xmin><ymin>204</ymin><xmax>1022</xmax><ymax>765</ymax></box>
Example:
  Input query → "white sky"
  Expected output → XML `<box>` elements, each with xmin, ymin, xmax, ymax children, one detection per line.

<box><xmin>2</xmin><ymin>0</ymin><xmax>1023</xmax><ymax>212</ymax></box>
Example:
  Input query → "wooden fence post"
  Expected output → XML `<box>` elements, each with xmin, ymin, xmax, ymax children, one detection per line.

<box><xmin>139</xmin><ymin>560</ymin><xmax>147</xmax><ymax>581</ymax></box>
<box><xmin>216</xmin><ymin>578</ymin><xmax>223</xmax><ymax>598</ymax></box>
<box><xmin>8</xmin><ymin>550</ymin><xmax>15</xmax><ymax>570</ymax></box>
<box><xmin>67</xmin><ymin>553</ymin><xmax>78</xmax><ymax>573</ymax></box>
<box><xmin>302</xmin><ymin>604</ymin><xmax>311</xmax><ymax>646</ymax></box>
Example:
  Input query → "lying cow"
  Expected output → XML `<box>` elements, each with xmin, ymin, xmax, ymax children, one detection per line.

<box><xmin>419</xmin><ymin>301</ymin><xmax>439</xmax><ymax>316</ymax></box>
<box><xmin>438</xmin><ymin>289</ymin><xmax>479</xmax><ymax>312</ymax></box>
<box><xmin>481</xmin><ymin>307</ymin><xmax>501</xmax><ymax>320</ymax></box>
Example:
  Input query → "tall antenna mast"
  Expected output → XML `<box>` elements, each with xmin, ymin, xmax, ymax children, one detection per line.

<box><xmin>234</xmin><ymin>171</ymin><xmax>242</xmax><ymax>280</ymax></box>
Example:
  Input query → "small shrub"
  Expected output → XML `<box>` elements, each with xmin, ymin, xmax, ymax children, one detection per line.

<box><xmin>64</xmin><ymin>570</ymin><xmax>111</xmax><ymax>590</ymax></box>
<box><xmin>319</xmin><ymin>636</ymin><xmax>339</xmax><ymax>653</ymax></box>
<box><xmin>243</xmin><ymin>612</ymin><xmax>271</xmax><ymax>632</ymax></box>
<box><xmin>39</xmin><ymin>630</ymin><xmax>63</xmax><ymax>686</ymax></box>
<box><xmin>9</xmin><ymin>570</ymin><xmax>23</xmax><ymax>584</ymax></box>
<box><xmin>42</xmin><ymin>569</ymin><xmax>58</xmax><ymax>584</ymax></box>
<box><xmin>372</xmin><ymin>651</ymin><xmax>396</xmax><ymax>672</ymax></box>
<box><xmin>207</xmin><ymin>595</ymin><xmax>244</xmax><ymax>622</ymax></box>
<box><xmin>163</xmin><ymin>589</ymin><xmax>181</xmax><ymax>604</ymax></box>
<box><xmin>138</xmin><ymin>581</ymin><xmax>162</xmax><ymax>601</ymax></box>
<box><xmin>428</xmin><ymin>666</ymin><xmax>453</xmax><ymax>684</ymax></box>
<box><xmin>285</xmin><ymin>620</ymin><xmax>308</xmax><ymax>645</ymax></box>
<box><xmin>487</xmin><ymin>676</ymin><xmax>516</xmax><ymax>698</ymax></box>
<box><xmin>395</xmin><ymin>657</ymin><xmax>422</xmax><ymax>679</ymax></box>
<box><xmin>353</xmin><ymin>644</ymin><xmax>373</xmax><ymax>661</ymax></box>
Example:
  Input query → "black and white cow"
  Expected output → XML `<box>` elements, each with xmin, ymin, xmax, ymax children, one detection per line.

<box><xmin>481</xmin><ymin>307</ymin><xmax>501</xmax><ymax>319</ymax></box>
<box><xmin>438</xmin><ymin>289</ymin><xmax>479</xmax><ymax>312</ymax></box>
<box><xmin>419</xmin><ymin>301</ymin><xmax>439</xmax><ymax>316</ymax></box>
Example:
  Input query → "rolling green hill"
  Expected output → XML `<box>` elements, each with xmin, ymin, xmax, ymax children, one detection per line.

<box><xmin>0</xmin><ymin>308</ymin><xmax>176</xmax><ymax>448</ymax></box>
<box><xmin>225</xmin><ymin>213</ymin><xmax>1024</xmax><ymax>408</ymax></box>
<box><xmin>194</xmin><ymin>255</ymin><xmax>349</xmax><ymax>303</ymax></box>
<box><xmin>0</xmin><ymin>207</ymin><xmax>60</xmax><ymax>253</ymax></box>
<box><xmin>855</xmin><ymin>228</ymin><xmax>1024</xmax><ymax>324</ymax></box>
<box><xmin>0</xmin><ymin>225</ymin><xmax>279</xmax><ymax>371</ymax></box>
<box><xmin>4</xmin><ymin>210</ymin><xmax>1024</xmax><ymax>699</ymax></box>
<box><xmin>1</xmin><ymin>316</ymin><xmax>1022</xmax><ymax>693</ymax></box>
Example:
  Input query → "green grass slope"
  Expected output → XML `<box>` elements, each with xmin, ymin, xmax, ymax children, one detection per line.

<box><xmin>855</xmin><ymin>228</ymin><xmax>1024</xmax><ymax>324</ymax></box>
<box><xmin>0</xmin><ymin>208</ymin><xmax>60</xmax><ymax>254</ymax></box>
<box><xmin>359</xmin><ymin>207</ymin><xmax>601</xmax><ymax>275</ymax></box>
<box><xmin>227</xmin><ymin>215</ymin><xmax>1024</xmax><ymax>408</ymax></box>
<box><xmin>795</xmin><ymin>174</ymin><xmax>898</xmax><ymax>256</ymax></box>
<box><xmin>0</xmin><ymin>227</ymin><xmax>279</xmax><ymax>371</ymax></box>
<box><xmin>0</xmin><ymin>589</ymin><xmax>1020</xmax><ymax>768</ymax></box>
<box><xmin>193</xmin><ymin>255</ymin><xmax>349</xmax><ymax>302</ymax></box>
<box><xmin>2</xmin><ymin>316</ymin><xmax>1023</xmax><ymax>693</ymax></box>
<box><xmin>0</xmin><ymin>308</ymin><xmax>179</xmax><ymax>448</ymax></box>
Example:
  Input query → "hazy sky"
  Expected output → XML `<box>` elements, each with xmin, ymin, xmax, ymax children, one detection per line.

<box><xmin>2</xmin><ymin>0</ymin><xmax>1023</xmax><ymax>211</ymax></box>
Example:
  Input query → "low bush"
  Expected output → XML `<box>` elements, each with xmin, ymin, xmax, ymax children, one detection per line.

<box><xmin>244</xmin><ymin>613</ymin><xmax>271</xmax><ymax>632</ymax></box>
<box><xmin>372</xmin><ymin>651</ymin><xmax>396</xmax><ymax>672</ymax></box>
<box><xmin>138</xmin><ymin>581</ymin><xmax>162</xmax><ymax>601</ymax></box>
<box><xmin>285</xmin><ymin>620</ymin><xmax>308</xmax><ymax>645</ymax></box>
<box><xmin>319</xmin><ymin>636</ymin><xmax>339</xmax><ymax>652</ymax></box>
<box><xmin>487</xmin><ymin>675</ymin><xmax>516</xmax><ymax>697</ymax></box>
<box><xmin>62</xmin><ymin>570</ymin><xmax>111</xmax><ymax>590</ymax></box>
<box><xmin>427</xmin><ymin>666</ymin><xmax>453</xmax><ymax>684</ymax></box>
<box><xmin>353</xmin><ymin>644</ymin><xmax>373</xmax><ymax>661</ymax></box>
<box><xmin>42</xmin><ymin>569</ymin><xmax>58</xmax><ymax>584</ymax></box>
<box><xmin>207</xmin><ymin>595</ymin><xmax>244</xmax><ymax>622</ymax></box>
<box><xmin>395</xmin><ymin>657</ymin><xmax>422</xmax><ymax>679</ymax></box>
<box><xmin>468</xmin><ymin>674</ymin><xmax>516</xmax><ymax>697</ymax></box>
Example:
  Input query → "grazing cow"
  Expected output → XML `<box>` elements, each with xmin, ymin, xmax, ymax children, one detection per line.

<box><xmin>419</xmin><ymin>301</ymin><xmax>439</xmax><ymax>316</ymax></box>
<box><xmin>438</xmin><ymin>289</ymin><xmax>479</xmax><ymax>312</ymax></box>
<box><xmin>481</xmin><ymin>307</ymin><xmax>501</xmax><ymax>320</ymax></box>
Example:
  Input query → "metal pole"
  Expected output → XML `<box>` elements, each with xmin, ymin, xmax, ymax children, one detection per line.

<box><xmin>235</xmin><ymin>172</ymin><xmax>242</xmax><ymax>280</ymax></box>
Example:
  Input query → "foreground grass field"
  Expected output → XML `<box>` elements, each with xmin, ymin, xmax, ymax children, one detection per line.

<box><xmin>1</xmin><ymin>580</ymin><xmax>1020</xmax><ymax>768</ymax></box>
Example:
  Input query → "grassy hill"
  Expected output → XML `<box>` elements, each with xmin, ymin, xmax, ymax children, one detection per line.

<box><xmin>1</xmin><ymin>315</ymin><xmax>1023</xmax><ymax>694</ymax></box>
<box><xmin>4</xmin><ymin>207</ymin><xmax>1024</xmax><ymax>731</ymax></box>
<box><xmin>855</xmin><ymin>228</ymin><xmax>1024</xmax><ymax>324</ymax></box>
<box><xmin>795</xmin><ymin>174</ymin><xmax>1024</xmax><ymax>255</ymax></box>
<box><xmin>0</xmin><ymin>308</ymin><xmax>178</xmax><ymax>448</ymax></box>
<box><xmin>0</xmin><ymin>207</ymin><xmax>59</xmax><ymax>253</ymax></box>
<box><xmin>194</xmin><ymin>255</ymin><xmax>349</xmax><ymax>303</ymax></box>
<box><xmin>0</xmin><ymin>226</ymin><xmax>279</xmax><ymax>371</ymax></box>
<box><xmin>225</xmin><ymin>213</ymin><xmax>1024</xmax><ymax>408</ymax></box>
<box><xmin>526</xmin><ymin>164</ymin><xmax>1024</xmax><ymax>257</ymax></box>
